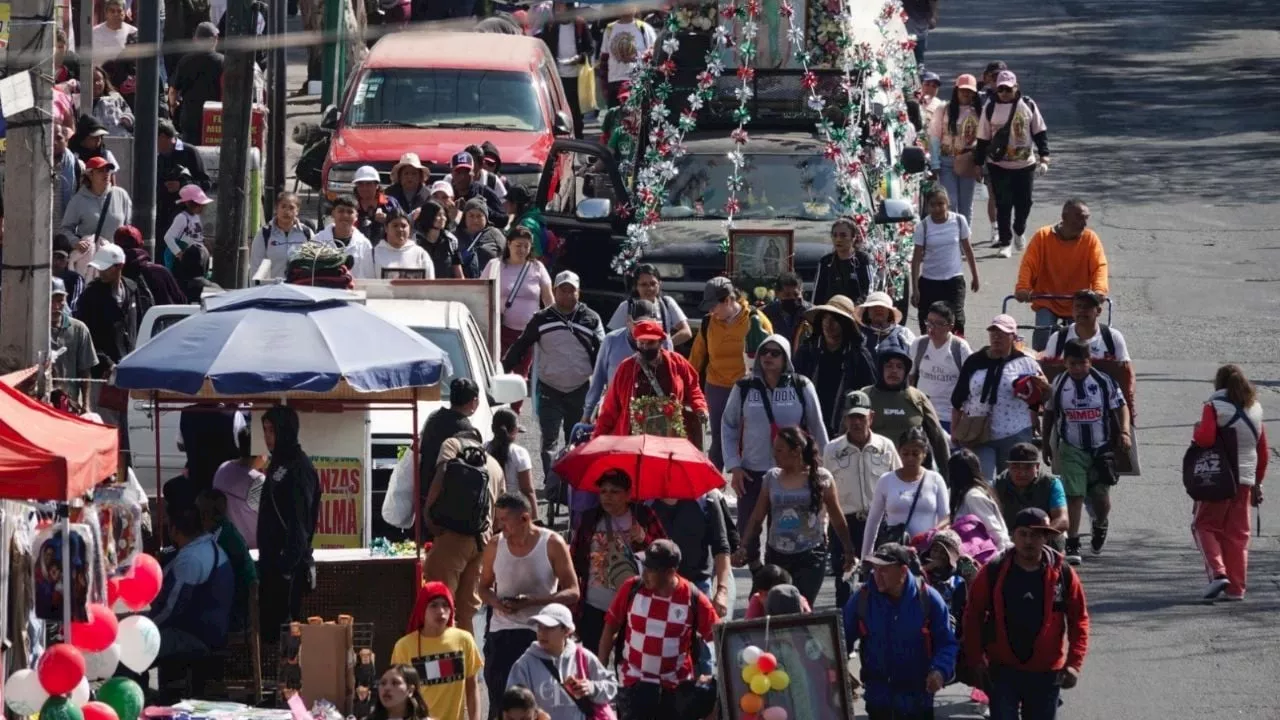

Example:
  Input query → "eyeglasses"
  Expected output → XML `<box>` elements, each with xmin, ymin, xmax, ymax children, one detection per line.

<box><xmin>925</xmin><ymin>320</ymin><xmax>952</xmax><ymax>329</ymax></box>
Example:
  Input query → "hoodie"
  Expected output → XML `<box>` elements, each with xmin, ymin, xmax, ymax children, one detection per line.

<box><xmin>861</xmin><ymin>336</ymin><xmax>950</xmax><ymax>474</ymax></box>
<box><xmin>60</xmin><ymin>184</ymin><xmax>133</xmax><ymax>240</ymax></box>
<box><xmin>257</xmin><ymin>406</ymin><xmax>321</xmax><ymax>572</ymax></box>
<box><xmin>793</xmin><ymin>319</ymin><xmax>877</xmax><ymax>437</ymax></box>
<box><xmin>506</xmin><ymin>639</ymin><xmax>620</xmax><ymax>720</ymax></box>
<box><xmin>456</xmin><ymin>198</ymin><xmax>506</xmax><ymax>277</ymax></box>
<box><xmin>761</xmin><ymin>297</ymin><xmax>812</xmax><ymax>349</ymax></box>
<box><xmin>372</xmin><ymin>238</ymin><xmax>434</xmax><ymax>279</ymax></box>
<box><xmin>722</xmin><ymin>334</ymin><xmax>828</xmax><ymax>472</ymax></box>
<box><xmin>123</xmin><ymin>246</ymin><xmax>187</xmax><ymax>306</ymax></box>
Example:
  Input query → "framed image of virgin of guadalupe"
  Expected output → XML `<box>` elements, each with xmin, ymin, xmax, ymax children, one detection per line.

<box><xmin>727</xmin><ymin>228</ymin><xmax>794</xmax><ymax>288</ymax></box>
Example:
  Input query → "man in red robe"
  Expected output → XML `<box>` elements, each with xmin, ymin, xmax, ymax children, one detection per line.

<box><xmin>593</xmin><ymin>320</ymin><xmax>709</xmax><ymax>450</ymax></box>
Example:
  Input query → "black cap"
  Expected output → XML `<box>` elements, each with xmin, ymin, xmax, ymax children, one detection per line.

<box><xmin>506</xmin><ymin>184</ymin><xmax>532</xmax><ymax>207</ymax></box>
<box><xmin>629</xmin><ymin>298</ymin><xmax>660</xmax><ymax>321</ymax></box>
<box><xmin>866</xmin><ymin>542</ymin><xmax>913</xmax><ymax>567</ymax></box>
<box><xmin>1008</xmin><ymin>442</ymin><xmax>1041</xmax><ymax>464</ymax></box>
<box><xmin>450</xmin><ymin>377</ymin><xmax>480</xmax><ymax>406</ymax></box>
<box><xmin>642</xmin><ymin>539</ymin><xmax>682</xmax><ymax>571</ymax></box>
<box><xmin>1013</xmin><ymin>507</ymin><xmax>1061</xmax><ymax>535</ymax></box>
<box><xmin>764</xmin><ymin>584</ymin><xmax>806</xmax><ymax>615</ymax></box>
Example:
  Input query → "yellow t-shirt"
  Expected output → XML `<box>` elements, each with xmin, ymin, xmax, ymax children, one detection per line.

<box><xmin>389</xmin><ymin>628</ymin><xmax>483</xmax><ymax>720</ymax></box>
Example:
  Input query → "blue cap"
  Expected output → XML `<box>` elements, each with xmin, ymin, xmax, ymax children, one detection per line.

<box><xmin>921</xmin><ymin>71</ymin><xmax>941</xmax><ymax>84</ymax></box>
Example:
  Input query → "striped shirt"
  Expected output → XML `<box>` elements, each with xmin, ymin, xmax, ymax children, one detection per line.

<box><xmin>1048</xmin><ymin>369</ymin><xmax>1124</xmax><ymax>451</ymax></box>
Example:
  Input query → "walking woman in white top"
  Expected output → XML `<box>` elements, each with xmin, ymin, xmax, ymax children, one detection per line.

<box><xmin>1193</xmin><ymin>364</ymin><xmax>1268</xmax><ymax>601</ymax></box>
<box><xmin>948</xmin><ymin>448</ymin><xmax>1011</xmax><ymax>549</ymax></box>
<box><xmin>909</xmin><ymin>187</ymin><xmax>980</xmax><ymax>336</ymax></box>
<box><xmin>861</xmin><ymin>427</ymin><xmax>950</xmax><ymax>559</ymax></box>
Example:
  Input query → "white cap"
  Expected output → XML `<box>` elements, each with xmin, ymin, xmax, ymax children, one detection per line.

<box><xmin>88</xmin><ymin>243</ymin><xmax>126</xmax><ymax>270</ymax></box>
<box><xmin>529</xmin><ymin>603</ymin><xmax>575</xmax><ymax>631</ymax></box>
<box><xmin>554</xmin><ymin>270</ymin><xmax>580</xmax><ymax>289</ymax></box>
<box><xmin>429</xmin><ymin>180</ymin><xmax>454</xmax><ymax>199</ymax></box>
<box><xmin>353</xmin><ymin>165</ymin><xmax>381</xmax><ymax>184</ymax></box>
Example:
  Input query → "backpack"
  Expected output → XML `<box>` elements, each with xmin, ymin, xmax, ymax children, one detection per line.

<box><xmin>1052</xmin><ymin>325</ymin><xmax>1116</xmax><ymax>360</ymax></box>
<box><xmin>1182</xmin><ymin>405</ymin><xmax>1257</xmax><ymax>502</ymax></box>
<box><xmin>258</xmin><ymin>223</ymin><xmax>313</xmax><ymax>254</ymax></box>
<box><xmin>734</xmin><ymin>375</ymin><xmax>810</xmax><ymax>440</ymax></box>
<box><xmin>697</xmin><ymin>306</ymin><xmax>766</xmax><ymax>377</ymax></box>
<box><xmin>428</xmin><ymin>439</ymin><xmax>493</xmax><ymax>537</ymax></box>
<box><xmin>854</xmin><ymin>576</ymin><xmax>936</xmax><ymax>658</ymax></box>
<box><xmin>984</xmin><ymin>96</ymin><xmax>1037</xmax><ymax>162</ymax></box>
<box><xmin>909</xmin><ymin>336</ymin><xmax>965</xmax><ymax>387</ymax></box>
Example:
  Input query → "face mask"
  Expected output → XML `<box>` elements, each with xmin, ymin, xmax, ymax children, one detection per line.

<box><xmin>780</xmin><ymin>299</ymin><xmax>801</xmax><ymax>314</ymax></box>
<box><xmin>640</xmin><ymin>346</ymin><xmax>660</xmax><ymax>362</ymax></box>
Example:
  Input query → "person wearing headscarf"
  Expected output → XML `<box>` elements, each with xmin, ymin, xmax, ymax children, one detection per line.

<box><xmin>257</xmin><ymin>405</ymin><xmax>321</xmax><ymax>643</ymax></box>
<box><xmin>455</xmin><ymin>198</ymin><xmax>506</xmax><ymax>278</ymax></box>
<box><xmin>174</xmin><ymin>242</ymin><xmax>222</xmax><ymax>303</ymax></box>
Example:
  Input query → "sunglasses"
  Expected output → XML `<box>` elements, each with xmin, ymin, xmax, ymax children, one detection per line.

<box><xmin>759</xmin><ymin>347</ymin><xmax>785</xmax><ymax>358</ymax></box>
<box><xmin>996</xmin><ymin>86</ymin><xmax>1015</xmax><ymax>93</ymax></box>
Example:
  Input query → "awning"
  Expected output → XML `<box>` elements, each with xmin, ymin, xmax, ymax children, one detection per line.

<box><xmin>0</xmin><ymin>381</ymin><xmax>119</xmax><ymax>501</ymax></box>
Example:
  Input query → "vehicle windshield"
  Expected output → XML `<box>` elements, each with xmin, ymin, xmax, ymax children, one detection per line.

<box><xmin>412</xmin><ymin>327</ymin><xmax>471</xmax><ymax>400</ymax></box>
<box><xmin>346</xmin><ymin>68</ymin><xmax>546</xmax><ymax>132</ymax></box>
<box><xmin>663</xmin><ymin>152</ymin><xmax>842</xmax><ymax>220</ymax></box>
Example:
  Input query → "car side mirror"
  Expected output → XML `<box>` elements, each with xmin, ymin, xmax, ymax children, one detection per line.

<box><xmin>489</xmin><ymin>374</ymin><xmax>528</xmax><ymax>406</ymax></box>
<box><xmin>875</xmin><ymin>198</ymin><xmax>916</xmax><ymax>224</ymax></box>
<box><xmin>900</xmin><ymin>146</ymin><xmax>928</xmax><ymax>175</ymax></box>
<box><xmin>553</xmin><ymin>111</ymin><xmax>573</xmax><ymax>137</ymax></box>
<box><xmin>904</xmin><ymin>100</ymin><xmax>923</xmax><ymax>131</ymax></box>
<box><xmin>576</xmin><ymin>197</ymin><xmax>611</xmax><ymax>220</ymax></box>
<box><xmin>320</xmin><ymin>104</ymin><xmax>341</xmax><ymax>131</ymax></box>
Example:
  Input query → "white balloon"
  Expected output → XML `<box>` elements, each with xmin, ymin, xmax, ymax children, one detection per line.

<box><xmin>70</xmin><ymin>677</ymin><xmax>91</xmax><ymax>707</ymax></box>
<box><xmin>740</xmin><ymin>645</ymin><xmax>763</xmax><ymax>666</ymax></box>
<box><xmin>117</xmin><ymin>615</ymin><xmax>161</xmax><ymax>674</ymax></box>
<box><xmin>84</xmin><ymin>644</ymin><xmax>122</xmax><ymax>681</ymax></box>
<box><xmin>4</xmin><ymin>669</ymin><xmax>50</xmax><ymax>716</ymax></box>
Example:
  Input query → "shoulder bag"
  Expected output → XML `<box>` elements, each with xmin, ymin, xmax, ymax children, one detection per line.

<box><xmin>880</xmin><ymin>473</ymin><xmax>928</xmax><ymax>547</ymax></box>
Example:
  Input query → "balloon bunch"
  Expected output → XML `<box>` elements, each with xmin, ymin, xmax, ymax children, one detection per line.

<box><xmin>737</xmin><ymin>644</ymin><xmax>791</xmax><ymax>720</ymax></box>
<box><xmin>2</xmin><ymin>554</ymin><xmax>164</xmax><ymax>720</ymax></box>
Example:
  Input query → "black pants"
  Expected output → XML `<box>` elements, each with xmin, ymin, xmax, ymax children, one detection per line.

<box><xmin>987</xmin><ymin>164</ymin><xmax>1036</xmax><ymax>245</ymax></box>
<box><xmin>577</xmin><ymin>604</ymin><xmax>608</xmax><ymax>660</ymax></box>
<box><xmin>917</xmin><ymin>275</ymin><xmax>968</xmax><ymax>335</ymax></box>
<box><xmin>484</xmin><ymin>628</ymin><xmax>537</xmax><ymax>718</ymax></box>
<box><xmin>607</xmin><ymin>80</ymin><xmax>627</xmax><ymax>108</ymax></box>
<box><xmin>765</xmin><ymin>545</ymin><xmax>827</xmax><ymax>607</ymax></box>
<box><xmin>620</xmin><ymin>682</ymin><xmax>679</xmax><ymax>718</ymax></box>
<box><xmin>562</xmin><ymin>74</ymin><xmax>584</xmax><ymax>137</ymax></box>
<box><xmin>259</xmin><ymin>566</ymin><xmax>306</xmax><ymax>644</ymax></box>
<box><xmin>829</xmin><ymin>514</ymin><xmax>867</xmax><ymax>610</ymax></box>
<box><xmin>867</xmin><ymin>707</ymin><xmax>935</xmax><ymax>720</ymax></box>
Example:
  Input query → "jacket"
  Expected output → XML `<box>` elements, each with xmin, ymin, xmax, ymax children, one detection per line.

<box><xmin>862</xmin><ymin>338</ymin><xmax>950</xmax><ymax>475</ymax></box>
<box><xmin>256</xmin><ymin>406</ymin><xmax>322</xmax><ymax>572</ymax></box>
<box><xmin>570</xmin><ymin>503</ymin><xmax>667</xmax><ymax>613</ymax></box>
<box><xmin>592</xmin><ymin>350</ymin><xmax>707</xmax><ymax>439</ymax></box>
<box><xmin>1015</xmin><ymin>227</ymin><xmax>1109</xmax><ymax>319</ymax></box>
<box><xmin>843</xmin><ymin>574</ymin><xmax>959</xmax><ymax>715</ymax></box>
<box><xmin>688</xmin><ymin>299</ymin><xmax>774</xmax><ymax>388</ymax></box>
<box><xmin>123</xmin><ymin>247</ymin><xmax>188</xmax><ymax>306</ymax></box>
<box><xmin>993</xmin><ymin>471</ymin><xmax>1064</xmax><ymax>535</ymax></box>
<box><xmin>387</xmin><ymin>182</ymin><xmax>430</xmax><ymax>216</ymax></box>
<box><xmin>75</xmin><ymin>276</ymin><xmax>151</xmax><ymax>364</ymax></box>
<box><xmin>584</xmin><ymin>328</ymin><xmax>635</xmax><ymax>419</ymax></box>
<box><xmin>249</xmin><ymin>222</ymin><xmax>314</xmax><ymax>280</ymax></box>
<box><xmin>61</xmin><ymin>185</ymin><xmax>133</xmax><ymax>239</ymax></box>
<box><xmin>962</xmin><ymin>547</ymin><xmax>1089</xmax><ymax>673</ymax></box>
<box><xmin>539</xmin><ymin>18</ymin><xmax>595</xmax><ymax>66</ymax></box>
<box><xmin>812</xmin><ymin>251</ymin><xmax>874</xmax><ymax>306</ymax></box>
<box><xmin>822</xmin><ymin>432</ymin><xmax>902</xmax><ymax>516</ymax></box>
<box><xmin>456</xmin><ymin>224</ymin><xmax>506</xmax><ymax>278</ymax></box>
<box><xmin>1193</xmin><ymin>390</ymin><xmax>1267</xmax><ymax>486</ymax></box>
<box><xmin>721</xmin><ymin>334</ymin><xmax>828</xmax><ymax>472</ymax></box>
<box><xmin>793</xmin><ymin>333</ymin><xmax>877</xmax><ymax>436</ymax></box>
<box><xmin>149</xmin><ymin>533</ymin><xmax>236</xmax><ymax>650</ymax></box>
<box><xmin>506</xmin><ymin>640</ymin><xmax>618</xmax><ymax>720</ymax></box>
<box><xmin>502</xmin><ymin>302</ymin><xmax>605</xmax><ymax>393</ymax></box>
<box><xmin>761</xmin><ymin>298</ymin><xmax>812</xmax><ymax>350</ymax></box>
<box><xmin>314</xmin><ymin>226</ymin><xmax>376</xmax><ymax>280</ymax></box>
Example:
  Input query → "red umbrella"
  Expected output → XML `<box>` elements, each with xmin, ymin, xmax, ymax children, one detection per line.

<box><xmin>553</xmin><ymin>434</ymin><xmax>725</xmax><ymax>500</ymax></box>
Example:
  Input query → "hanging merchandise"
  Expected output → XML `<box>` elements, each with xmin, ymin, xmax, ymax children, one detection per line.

<box><xmin>32</xmin><ymin>523</ymin><xmax>92</xmax><ymax>621</ymax></box>
<box><xmin>93</xmin><ymin>485</ymin><xmax>143</xmax><ymax>575</ymax></box>
<box><xmin>76</xmin><ymin>508</ymin><xmax>111</xmax><ymax>606</ymax></box>
<box><xmin>36</xmin><ymin>643</ymin><xmax>86</xmax><ymax>696</ymax></box>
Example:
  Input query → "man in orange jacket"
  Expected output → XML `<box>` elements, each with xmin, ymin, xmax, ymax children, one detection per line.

<box><xmin>1014</xmin><ymin>199</ymin><xmax>1109</xmax><ymax>351</ymax></box>
<box><xmin>963</xmin><ymin>507</ymin><xmax>1089</xmax><ymax>720</ymax></box>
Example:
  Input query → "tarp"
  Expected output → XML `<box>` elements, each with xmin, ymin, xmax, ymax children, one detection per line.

<box><xmin>113</xmin><ymin>284</ymin><xmax>452</xmax><ymax>396</ymax></box>
<box><xmin>0</xmin><ymin>381</ymin><xmax>119</xmax><ymax>501</ymax></box>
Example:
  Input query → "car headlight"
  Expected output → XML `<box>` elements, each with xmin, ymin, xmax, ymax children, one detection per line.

<box><xmin>649</xmin><ymin>263</ymin><xmax>684</xmax><ymax>279</ymax></box>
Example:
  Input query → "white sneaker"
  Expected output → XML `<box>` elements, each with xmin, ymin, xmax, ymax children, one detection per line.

<box><xmin>1202</xmin><ymin>576</ymin><xmax>1229</xmax><ymax>600</ymax></box>
<box><xmin>1014</xmin><ymin>233</ymin><xmax>1026</xmax><ymax>251</ymax></box>
<box><xmin>998</xmin><ymin>244</ymin><xmax>1013</xmax><ymax>258</ymax></box>
<box><xmin>989</xmin><ymin>227</ymin><xmax>1000</xmax><ymax>246</ymax></box>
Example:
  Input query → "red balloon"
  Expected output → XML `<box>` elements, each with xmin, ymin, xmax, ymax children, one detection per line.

<box><xmin>118</xmin><ymin>555</ymin><xmax>162</xmax><ymax>610</ymax></box>
<box><xmin>106</xmin><ymin>577</ymin><xmax>122</xmax><ymax>607</ymax></box>
<box><xmin>755</xmin><ymin>652</ymin><xmax>778</xmax><ymax>674</ymax></box>
<box><xmin>37</xmin><ymin>643</ymin><xmax>86</xmax><ymax>696</ymax></box>
<box><xmin>83</xmin><ymin>702</ymin><xmax>120</xmax><ymax>720</ymax></box>
<box><xmin>70</xmin><ymin>603</ymin><xmax>119</xmax><ymax>653</ymax></box>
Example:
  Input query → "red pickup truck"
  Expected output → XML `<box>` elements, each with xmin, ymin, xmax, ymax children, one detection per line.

<box><xmin>321</xmin><ymin>32</ymin><xmax>575</xmax><ymax>198</ymax></box>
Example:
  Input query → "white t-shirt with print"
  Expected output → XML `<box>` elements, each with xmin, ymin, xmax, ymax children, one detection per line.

<box><xmin>961</xmin><ymin>355</ymin><xmax>1042</xmax><ymax>439</ymax></box>
<box><xmin>914</xmin><ymin>212</ymin><xmax>971</xmax><ymax>280</ymax></box>
<box><xmin>1043</xmin><ymin>323</ymin><xmax>1131</xmax><ymax>362</ymax></box>
<box><xmin>910</xmin><ymin>335</ymin><xmax>972</xmax><ymax>425</ymax></box>
<box><xmin>601</xmin><ymin>20</ymin><xmax>655</xmax><ymax>83</ymax></box>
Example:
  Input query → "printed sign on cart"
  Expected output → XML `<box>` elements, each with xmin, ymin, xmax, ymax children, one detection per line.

<box><xmin>312</xmin><ymin>456</ymin><xmax>365</xmax><ymax>548</ymax></box>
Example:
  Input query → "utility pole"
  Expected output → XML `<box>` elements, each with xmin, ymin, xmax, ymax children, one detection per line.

<box><xmin>213</xmin><ymin>0</ymin><xmax>257</xmax><ymax>289</ymax></box>
<box><xmin>132</xmin><ymin>0</ymin><xmax>161</xmax><ymax>251</ymax></box>
<box><xmin>78</xmin><ymin>0</ymin><xmax>92</xmax><ymax>119</ymax></box>
<box><xmin>266</xmin><ymin>0</ymin><xmax>288</xmax><ymax>219</ymax></box>
<box><xmin>0</xmin><ymin>0</ymin><xmax>56</xmax><ymax>373</ymax></box>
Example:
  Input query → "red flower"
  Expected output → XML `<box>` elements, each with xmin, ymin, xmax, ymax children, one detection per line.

<box><xmin>737</xmin><ymin>65</ymin><xmax>756</xmax><ymax>81</ymax></box>
<box><xmin>720</xmin><ymin>2</ymin><xmax>737</xmax><ymax>19</ymax></box>
<box><xmin>633</xmin><ymin>412</ymin><xmax>647</xmax><ymax>425</ymax></box>
<box><xmin>824</xmin><ymin>142</ymin><xmax>840</xmax><ymax>160</ymax></box>
<box><xmin>779</xmin><ymin>0</ymin><xmax>793</xmax><ymax>17</ymax></box>
<box><xmin>662</xmin><ymin>403</ymin><xmax>676</xmax><ymax>417</ymax></box>
<box><xmin>746</xmin><ymin>0</ymin><xmax>761</xmax><ymax>17</ymax></box>
<box><xmin>660</xmin><ymin>59</ymin><xmax>677</xmax><ymax>76</ymax></box>
<box><xmin>731</xmin><ymin>128</ymin><xmax>750</xmax><ymax>145</ymax></box>
<box><xmin>801</xmin><ymin>71</ymin><xmax>818</xmax><ymax>90</ymax></box>
<box><xmin>724</xmin><ymin>197</ymin><xmax>741</xmax><ymax>215</ymax></box>
<box><xmin>697</xmin><ymin>71</ymin><xmax>716</xmax><ymax>88</ymax></box>
<box><xmin>879</xmin><ymin>76</ymin><xmax>894</xmax><ymax>90</ymax></box>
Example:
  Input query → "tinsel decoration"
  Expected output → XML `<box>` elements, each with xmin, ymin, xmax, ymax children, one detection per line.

<box><xmin>720</xmin><ymin>0</ymin><xmax>760</xmax><ymax>245</ymax></box>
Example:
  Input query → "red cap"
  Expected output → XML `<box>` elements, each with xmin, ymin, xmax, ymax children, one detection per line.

<box><xmin>632</xmin><ymin>319</ymin><xmax>666</xmax><ymax>342</ymax></box>
<box><xmin>84</xmin><ymin>156</ymin><xmax>116</xmax><ymax>172</ymax></box>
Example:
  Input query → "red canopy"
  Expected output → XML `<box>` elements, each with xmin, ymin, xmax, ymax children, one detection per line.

<box><xmin>0</xmin><ymin>380</ymin><xmax>118</xmax><ymax>501</ymax></box>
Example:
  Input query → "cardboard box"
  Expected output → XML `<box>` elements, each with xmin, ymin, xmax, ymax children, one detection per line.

<box><xmin>298</xmin><ymin>622</ymin><xmax>354</xmax><ymax>714</ymax></box>
<box><xmin>202</xmin><ymin>102</ymin><xmax>266</xmax><ymax>149</ymax></box>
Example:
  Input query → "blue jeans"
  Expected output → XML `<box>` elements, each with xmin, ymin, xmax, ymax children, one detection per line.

<box><xmin>989</xmin><ymin>667</ymin><xmax>1062</xmax><ymax>720</ymax></box>
<box><xmin>1032</xmin><ymin>307</ymin><xmax>1063</xmax><ymax>352</ymax></box>
<box><xmin>976</xmin><ymin>427</ymin><xmax>1035</xmax><ymax>482</ymax></box>
<box><xmin>940</xmin><ymin>156</ymin><xmax>977</xmax><ymax>225</ymax></box>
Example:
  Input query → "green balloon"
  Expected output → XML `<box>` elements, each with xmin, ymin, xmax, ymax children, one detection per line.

<box><xmin>39</xmin><ymin>696</ymin><xmax>85</xmax><ymax>720</ymax></box>
<box><xmin>96</xmin><ymin>678</ymin><xmax>144</xmax><ymax>720</ymax></box>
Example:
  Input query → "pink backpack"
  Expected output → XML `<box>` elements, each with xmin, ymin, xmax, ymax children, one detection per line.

<box><xmin>950</xmin><ymin>514</ymin><xmax>1001</xmax><ymax>565</ymax></box>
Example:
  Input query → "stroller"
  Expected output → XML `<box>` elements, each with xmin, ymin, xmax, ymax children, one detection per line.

<box><xmin>543</xmin><ymin>423</ymin><xmax>598</xmax><ymax>533</ymax></box>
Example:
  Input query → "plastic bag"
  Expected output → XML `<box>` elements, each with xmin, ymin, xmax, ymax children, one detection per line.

<box><xmin>578</xmin><ymin>62</ymin><xmax>597</xmax><ymax>115</ymax></box>
<box><xmin>381</xmin><ymin>448</ymin><xmax>416</xmax><ymax>529</ymax></box>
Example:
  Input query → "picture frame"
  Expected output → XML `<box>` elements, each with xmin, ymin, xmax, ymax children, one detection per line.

<box><xmin>715</xmin><ymin>611</ymin><xmax>855</xmax><ymax>720</ymax></box>
<box><xmin>727</xmin><ymin>228</ymin><xmax>795</xmax><ymax>285</ymax></box>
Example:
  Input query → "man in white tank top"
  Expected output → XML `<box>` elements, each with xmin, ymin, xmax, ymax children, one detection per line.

<box><xmin>478</xmin><ymin>493</ymin><xmax>581</xmax><ymax>714</ymax></box>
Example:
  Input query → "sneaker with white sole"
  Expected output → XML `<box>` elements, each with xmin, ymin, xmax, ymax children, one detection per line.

<box><xmin>1090</xmin><ymin>523</ymin><xmax>1108</xmax><ymax>555</ymax></box>
<box><xmin>998</xmin><ymin>244</ymin><xmax>1013</xmax><ymax>258</ymax></box>
<box><xmin>1014</xmin><ymin>233</ymin><xmax>1026</xmax><ymax>251</ymax></box>
<box><xmin>1065</xmin><ymin>538</ymin><xmax>1082</xmax><ymax>566</ymax></box>
<box><xmin>1202</xmin><ymin>576</ymin><xmax>1229</xmax><ymax>600</ymax></box>
<box><xmin>989</xmin><ymin>227</ymin><xmax>999</xmax><ymax>245</ymax></box>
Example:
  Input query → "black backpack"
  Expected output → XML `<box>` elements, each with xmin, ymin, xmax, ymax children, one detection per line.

<box><xmin>428</xmin><ymin>439</ymin><xmax>493</xmax><ymax>537</ymax></box>
<box><xmin>985</xmin><ymin>96</ymin><xmax>1037</xmax><ymax>162</ymax></box>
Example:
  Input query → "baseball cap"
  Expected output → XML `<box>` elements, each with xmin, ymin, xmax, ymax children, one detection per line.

<box><xmin>844</xmin><ymin>390</ymin><xmax>873</xmax><ymax>416</ymax></box>
<box><xmin>987</xmin><ymin>314</ymin><xmax>1018</xmax><ymax>335</ymax></box>
<box><xmin>765</xmin><ymin>584</ymin><xmax>807</xmax><ymax>615</ymax></box>
<box><xmin>866</xmin><ymin>543</ymin><xmax>913</xmax><ymax>567</ymax></box>
<box><xmin>642</xmin><ymin>539</ymin><xmax>682</xmax><ymax>571</ymax></box>
<box><xmin>51</xmin><ymin>277</ymin><xmax>68</xmax><ymax>296</ymax></box>
<box><xmin>449</xmin><ymin>377</ymin><xmax>480</xmax><ymax>406</ymax></box>
<box><xmin>84</xmin><ymin>156</ymin><xmax>115</xmax><ymax>171</ymax></box>
<box><xmin>1013</xmin><ymin>507</ymin><xmax>1060</xmax><ymax>535</ymax></box>
<box><xmin>699</xmin><ymin>276</ymin><xmax>735</xmax><ymax>313</ymax></box>
<box><xmin>451</xmin><ymin>151</ymin><xmax>475</xmax><ymax>169</ymax></box>
<box><xmin>921</xmin><ymin>71</ymin><xmax>941</xmax><ymax>85</ymax></box>
<box><xmin>554</xmin><ymin>270</ymin><xmax>580</xmax><ymax>289</ymax></box>
<box><xmin>631</xmin><ymin>319</ymin><xmax>666</xmax><ymax>343</ymax></box>
<box><xmin>1008</xmin><ymin>442</ymin><xmax>1041</xmax><ymax>464</ymax></box>
<box><xmin>996</xmin><ymin>70</ymin><xmax>1018</xmax><ymax>88</ymax></box>
<box><xmin>87</xmin><ymin>243</ymin><xmax>126</xmax><ymax>271</ymax></box>
<box><xmin>955</xmin><ymin>73</ymin><xmax>978</xmax><ymax>92</ymax></box>
<box><xmin>529</xmin><ymin>603</ymin><xmax>575</xmax><ymax>632</ymax></box>
<box><xmin>429</xmin><ymin>180</ymin><xmax>454</xmax><ymax>198</ymax></box>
